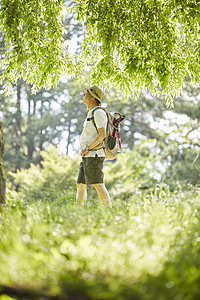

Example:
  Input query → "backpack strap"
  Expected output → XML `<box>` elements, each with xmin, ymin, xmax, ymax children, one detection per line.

<box><xmin>85</xmin><ymin>107</ymin><xmax>107</xmax><ymax>151</ymax></box>
<box><xmin>88</xmin><ymin>107</ymin><xmax>124</xmax><ymax>134</ymax></box>
<box><xmin>87</xmin><ymin>107</ymin><xmax>108</xmax><ymax>133</ymax></box>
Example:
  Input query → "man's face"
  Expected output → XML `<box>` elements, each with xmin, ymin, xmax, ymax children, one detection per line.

<box><xmin>83</xmin><ymin>90</ymin><xmax>91</xmax><ymax>105</ymax></box>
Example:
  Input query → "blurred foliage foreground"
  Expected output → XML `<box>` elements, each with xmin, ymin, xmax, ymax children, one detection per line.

<box><xmin>1</xmin><ymin>146</ymin><xmax>200</xmax><ymax>300</ymax></box>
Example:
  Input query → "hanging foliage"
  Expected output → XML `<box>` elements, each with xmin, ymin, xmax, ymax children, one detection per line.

<box><xmin>0</xmin><ymin>0</ymin><xmax>74</xmax><ymax>93</ymax></box>
<box><xmin>75</xmin><ymin>0</ymin><xmax>200</xmax><ymax>103</ymax></box>
<box><xmin>0</xmin><ymin>0</ymin><xmax>200</xmax><ymax>100</ymax></box>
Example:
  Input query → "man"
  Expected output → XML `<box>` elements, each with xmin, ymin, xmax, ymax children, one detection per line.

<box><xmin>76</xmin><ymin>85</ymin><xmax>111</xmax><ymax>206</ymax></box>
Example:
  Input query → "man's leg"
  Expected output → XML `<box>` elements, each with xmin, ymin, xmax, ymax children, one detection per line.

<box><xmin>93</xmin><ymin>183</ymin><xmax>111</xmax><ymax>206</ymax></box>
<box><xmin>76</xmin><ymin>183</ymin><xmax>87</xmax><ymax>206</ymax></box>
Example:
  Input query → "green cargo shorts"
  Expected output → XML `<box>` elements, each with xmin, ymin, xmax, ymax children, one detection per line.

<box><xmin>77</xmin><ymin>156</ymin><xmax>105</xmax><ymax>185</ymax></box>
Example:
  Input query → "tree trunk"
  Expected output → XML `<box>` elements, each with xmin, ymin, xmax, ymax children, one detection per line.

<box><xmin>0</xmin><ymin>119</ymin><xmax>6</xmax><ymax>204</ymax></box>
<box><xmin>15</xmin><ymin>80</ymin><xmax>22</xmax><ymax>171</ymax></box>
<box><xmin>27</xmin><ymin>98</ymin><xmax>34</xmax><ymax>166</ymax></box>
<box><xmin>66</xmin><ymin>119</ymin><xmax>72</xmax><ymax>155</ymax></box>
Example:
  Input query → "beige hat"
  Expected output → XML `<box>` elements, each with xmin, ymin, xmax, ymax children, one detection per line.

<box><xmin>84</xmin><ymin>85</ymin><xmax>104</xmax><ymax>102</ymax></box>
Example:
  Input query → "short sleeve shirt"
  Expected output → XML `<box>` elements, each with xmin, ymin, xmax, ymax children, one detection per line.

<box><xmin>80</xmin><ymin>107</ymin><xmax>107</xmax><ymax>157</ymax></box>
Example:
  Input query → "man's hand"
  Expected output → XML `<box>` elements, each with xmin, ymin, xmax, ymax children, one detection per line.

<box><xmin>80</xmin><ymin>127</ymin><xmax>106</xmax><ymax>157</ymax></box>
<box><xmin>80</xmin><ymin>148</ymin><xmax>89</xmax><ymax>157</ymax></box>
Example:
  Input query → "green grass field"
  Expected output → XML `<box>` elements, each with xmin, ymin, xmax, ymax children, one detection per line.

<box><xmin>0</xmin><ymin>188</ymin><xmax>200</xmax><ymax>300</ymax></box>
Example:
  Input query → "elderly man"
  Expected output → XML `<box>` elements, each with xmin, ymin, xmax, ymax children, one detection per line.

<box><xmin>76</xmin><ymin>85</ymin><xmax>111</xmax><ymax>206</ymax></box>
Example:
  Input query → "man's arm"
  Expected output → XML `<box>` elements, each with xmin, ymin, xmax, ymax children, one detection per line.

<box><xmin>81</xmin><ymin>127</ymin><xmax>106</xmax><ymax>157</ymax></box>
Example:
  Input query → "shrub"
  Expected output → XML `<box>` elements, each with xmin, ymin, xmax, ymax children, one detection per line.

<box><xmin>9</xmin><ymin>145</ymin><xmax>79</xmax><ymax>201</ymax></box>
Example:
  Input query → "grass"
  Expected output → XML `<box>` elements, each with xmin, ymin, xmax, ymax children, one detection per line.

<box><xmin>0</xmin><ymin>187</ymin><xmax>200</xmax><ymax>300</ymax></box>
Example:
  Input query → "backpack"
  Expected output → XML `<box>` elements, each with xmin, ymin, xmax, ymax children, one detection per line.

<box><xmin>89</xmin><ymin>107</ymin><xmax>125</xmax><ymax>160</ymax></box>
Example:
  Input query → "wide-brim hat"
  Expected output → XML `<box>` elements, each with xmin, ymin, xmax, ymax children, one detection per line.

<box><xmin>84</xmin><ymin>85</ymin><xmax>104</xmax><ymax>102</ymax></box>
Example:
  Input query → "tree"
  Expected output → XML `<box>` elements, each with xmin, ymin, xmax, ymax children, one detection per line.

<box><xmin>0</xmin><ymin>79</ymin><xmax>83</xmax><ymax>173</ymax></box>
<box><xmin>1</xmin><ymin>0</ymin><xmax>200</xmax><ymax>100</ymax></box>
<box><xmin>0</xmin><ymin>0</ymin><xmax>74</xmax><ymax>93</ymax></box>
<box><xmin>0</xmin><ymin>119</ymin><xmax>5</xmax><ymax>204</ymax></box>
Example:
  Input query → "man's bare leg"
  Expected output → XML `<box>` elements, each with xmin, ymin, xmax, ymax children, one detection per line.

<box><xmin>76</xmin><ymin>183</ymin><xmax>87</xmax><ymax>206</ymax></box>
<box><xmin>93</xmin><ymin>183</ymin><xmax>111</xmax><ymax>206</ymax></box>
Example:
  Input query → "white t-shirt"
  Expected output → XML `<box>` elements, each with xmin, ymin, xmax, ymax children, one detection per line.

<box><xmin>80</xmin><ymin>107</ymin><xmax>107</xmax><ymax>157</ymax></box>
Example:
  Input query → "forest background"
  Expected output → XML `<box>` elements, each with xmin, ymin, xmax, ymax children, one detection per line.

<box><xmin>0</xmin><ymin>0</ymin><xmax>200</xmax><ymax>299</ymax></box>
